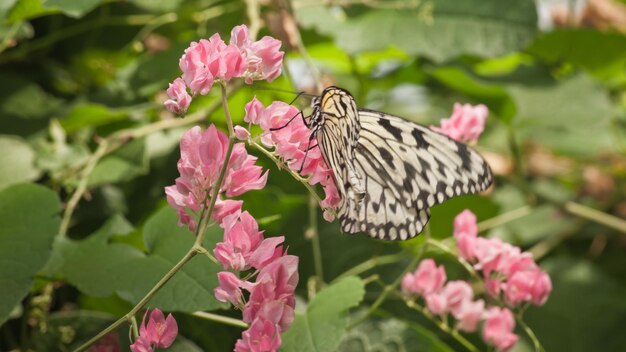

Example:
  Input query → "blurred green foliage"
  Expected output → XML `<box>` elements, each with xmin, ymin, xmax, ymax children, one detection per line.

<box><xmin>1</xmin><ymin>0</ymin><xmax>626</xmax><ymax>351</ymax></box>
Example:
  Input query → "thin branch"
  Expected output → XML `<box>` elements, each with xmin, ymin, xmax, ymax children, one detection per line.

<box><xmin>192</xmin><ymin>311</ymin><xmax>248</xmax><ymax>329</ymax></box>
<box><xmin>564</xmin><ymin>201</ymin><xmax>626</xmax><ymax>234</ymax></box>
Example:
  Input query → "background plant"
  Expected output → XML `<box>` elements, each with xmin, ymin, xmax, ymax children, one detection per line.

<box><xmin>1</xmin><ymin>0</ymin><xmax>626</xmax><ymax>351</ymax></box>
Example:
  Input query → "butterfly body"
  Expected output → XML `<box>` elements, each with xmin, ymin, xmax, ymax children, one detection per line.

<box><xmin>310</xmin><ymin>86</ymin><xmax>493</xmax><ymax>241</ymax></box>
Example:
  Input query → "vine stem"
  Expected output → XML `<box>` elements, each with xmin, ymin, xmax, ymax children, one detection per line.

<box><xmin>192</xmin><ymin>312</ymin><xmax>248</xmax><ymax>329</ymax></box>
<box><xmin>308</xmin><ymin>195</ymin><xmax>324</xmax><ymax>283</ymax></box>
<box><xmin>516</xmin><ymin>313</ymin><xmax>545</xmax><ymax>352</ymax></box>
<box><xmin>564</xmin><ymin>201</ymin><xmax>626</xmax><ymax>234</ymax></box>
<box><xmin>335</xmin><ymin>253</ymin><xmax>407</xmax><ymax>281</ymax></box>
<box><xmin>59</xmin><ymin>139</ymin><xmax>109</xmax><ymax>237</ymax></box>
<box><xmin>73</xmin><ymin>84</ymin><xmax>237</xmax><ymax>352</ymax></box>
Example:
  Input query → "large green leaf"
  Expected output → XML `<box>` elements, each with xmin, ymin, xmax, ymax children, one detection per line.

<box><xmin>60</xmin><ymin>103</ymin><xmax>128</xmax><ymax>134</ymax></box>
<box><xmin>0</xmin><ymin>135</ymin><xmax>40</xmax><ymax>190</ymax></box>
<box><xmin>296</xmin><ymin>0</ymin><xmax>537</xmax><ymax>62</ymax></box>
<box><xmin>60</xmin><ymin>207</ymin><xmax>223</xmax><ymax>312</ymax></box>
<box><xmin>282</xmin><ymin>276</ymin><xmax>365</xmax><ymax>352</ymax></box>
<box><xmin>507</xmin><ymin>73</ymin><xmax>614</xmax><ymax>157</ymax></box>
<box><xmin>115</xmin><ymin>206</ymin><xmax>223</xmax><ymax>311</ymax></box>
<box><xmin>0</xmin><ymin>183</ymin><xmax>60</xmax><ymax>325</ymax></box>
<box><xmin>528</xmin><ymin>29</ymin><xmax>626</xmax><ymax>81</ymax></box>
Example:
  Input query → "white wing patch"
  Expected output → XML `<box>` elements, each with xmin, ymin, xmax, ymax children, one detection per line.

<box><xmin>337</xmin><ymin>110</ymin><xmax>493</xmax><ymax>240</ymax></box>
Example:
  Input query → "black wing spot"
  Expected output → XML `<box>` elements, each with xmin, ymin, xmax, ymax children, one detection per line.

<box><xmin>412</xmin><ymin>128</ymin><xmax>429</xmax><ymax>148</ymax></box>
<box><xmin>456</xmin><ymin>143</ymin><xmax>473</xmax><ymax>171</ymax></box>
<box><xmin>378</xmin><ymin>119</ymin><xmax>403</xmax><ymax>140</ymax></box>
<box><xmin>378</xmin><ymin>147</ymin><xmax>395</xmax><ymax>168</ymax></box>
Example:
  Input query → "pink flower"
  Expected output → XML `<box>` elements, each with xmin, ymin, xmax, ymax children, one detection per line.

<box><xmin>432</xmin><ymin>103</ymin><xmax>488</xmax><ymax>143</ymax></box>
<box><xmin>215</xmin><ymin>271</ymin><xmax>245</xmax><ymax>307</ymax></box>
<box><xmin>243</xmin><ymin>99</ymin><xmax>341</xmax><ymax>214</ymax></box>
<box><xmin>214</xmin><ymin>211</ymin><xmax>284</xmax><ymax>271</ymax></box>
<box><xmin>243</xmin><ymin>255</ymin><xmax>298</xmax><ymax>331</ymax></box>
<box><xmin>230</xmin><ymin>25</ymin><xmax>284</xmax><ymax>84</ymax></box>
<box><xmin>401</xmin><ymin>259</ymin><xmax>447</xmax><ymax>296</ymax></box>
<box><xmin>130</xmin><ymin>309</ymin><xmax>178</xmax><ymax>352</ymax></box>
<box><xmin>503</xmin><ymin>269</ymin><xmax>552</xmax><ymax>306</ymax></box>
<box><xmin>530</xmin><ymin>270</ymin><xmax>552</xmax><ymax>305</ymax></box>
<box><xmin>235</xmin><ymin>125</ymin><xmax>251</xmax><ymax>140</ymax></box>
<box><xmin>244</xmin><ymin>96</ymin><xmax>265</xmax><ymax>124</ymax></box>
<box><xmin>165</xmin><ymin>125</ymin><xmax>267</xmax><ymax>230</ymax></box>
<box><xmin>424</xmin><ymin>292</ymin><xmax>447</xmax><ymax>315</ymax></box>
<box><xmin>482</xmin><ymin>307</ymin><xmax>518</xmax><ymax>351</ymax></box>
<box><xmin>454</xmin><ymin>299</ymin><xmax>485</xmax><ymax>332</ymax></box>
<box><xmin>164</xmin><ymin>78</ymin><xmax>192</xmax><ymax>114</ymax></box>
<box><xmin>440</xmin><ymin>280</ymin><xmax>474</xmax><ymax>317</ymax></box>
<box><xmin>235</xmin><ymin>318</ymin><xmax>282</xmax><ymax>352</ymax></box>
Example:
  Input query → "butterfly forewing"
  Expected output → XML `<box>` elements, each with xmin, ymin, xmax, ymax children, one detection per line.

<box><xmin>312</xmin><ymin>87</ymin><xmax>493</xmax><ymax>240</ymax></box>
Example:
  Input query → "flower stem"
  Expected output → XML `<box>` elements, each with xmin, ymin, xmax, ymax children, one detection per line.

<box><xmin>59</xmin><ymin>139</ymin><xmax>109</xmax><ymax>237</ymax></box>
<box><xmin>192</xmin><ymin>311</ymin><xmax>248</xmax><ymax>329</ymax></box>
<box><xmin>477</xmin><ymin>205</ymin><xmax>533</xmax><ymax>233</ymax></box>
<box><xmin>335</xmin><ymin>253</ymin><xmax>407</xmax><ymax>281</ymax></box>
<box><xmin>564</xmin><ymin>201</ymin><xmax>626</xmax><ymax>234</ymax></box>
<box><xmin>308</xmin><ymin>195</ymin><xmax>325</xmax><ymax>283</ymax></box>
<box><xmin>516</xmin><ymin>314</ymin><xmax>545</xmax><ymax>352</ymax></box>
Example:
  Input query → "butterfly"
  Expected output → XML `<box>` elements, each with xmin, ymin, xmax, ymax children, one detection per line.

<box><xmin>307</xmin><ymin>86</ymin><xmax>493</xmax><ymax>241</ymax></box>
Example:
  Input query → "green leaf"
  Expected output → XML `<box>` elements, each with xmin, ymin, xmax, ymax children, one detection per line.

<box><xmin>87</xmin><ymin>138</ymin><xmax>148</xmax><ymax>187</ymax></box>
<box><xmin>60</xmin><ymin>207</ymin><xmax>223</xmax><ymax>312</ymax></box>
<box><xmin>115</xmin><ymin>206</ymin><xmax>223</xmax><ymax>311</ymax></box>
<box><xmin>429</xmin><ymin>66</ymin><xmax>517</xmax><ymax>121</ymax></box>
<box><xmin>507</xmin><ymin>73</ymin><xmax>614</xmax><ymax>157</ymax></box>
<box><xmin>6</xmin><ymin>0</ymin><xmax>103</xmax><ymax>20</ymax></box>
<box><xmin>0</xmin><ymin>135</ymin><xmax>41</xmax><ymax>190</ymax></box>
<box><xmin>60</xmin><ymin>103</ymin><xmax>128</xmax><ymax>134</ymax></box>
<box><xmin>528</xmin><ymin>29</ymin><xmax>626</xmax><ymax>81</ymax></box>
<box><xmin>45</xmin><ymin>0</ymin><xmax>102</xmax><ymax>18</ymax></box>
<box><xmin>0</xmin><ymin>183</ymin><xmax>60</xmax><ymax>325</ymax></box>
<box><xmin>0</xmin><ymin>72</ymin><xmax>63</xmax><ymax>120</ymax></box>
<box><xmin>129</xmin><ymin>0</ymin><xmax>184</xmax><ymax>12</ymax></box>
<box><xmin>282</xmin><ymin>276</ymin><xmax>366</xmax><ymax>352</ymax></box>
<box><xmin>296</xmin><ymin>0</ymin><xmax>537</xmax><ymax>62</ymax></box>
<box><xmin>339</xmin><ymin>317</ymin><xmax>453</xmax><ymax>352</ymax></box>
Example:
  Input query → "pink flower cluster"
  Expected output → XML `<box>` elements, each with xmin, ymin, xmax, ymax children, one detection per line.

<box><xmin>432</xmin><ymin>103</ymin><xmax>488</xmax><ymax>143</ymax></box>
<box><xmin>164</xmin><ymin>25</ymin><xmax>284</xmax><ymax>114</ymax></box>
<box><xmin>454</xmin><ymin>210</ymin><xmax>552</xmax><ymax>306</ymax></box>
<box><xmin>215</xmin><ymin>253</ymin><xmax>298</xmax><ymax>352</ymax></box>
<box><xmin>130</xmin><ymin>309</ymin><xmax>178</xmax><ymax>352</ymax></box>
<box><xmin>402</xmin><ymin>259</ymin><xmax>517</xmax><ymax>351</ymax></box>
<box><xmin>402</xmin><ymin>210</ymin><xmax>553</xmax><ymax>351</ymax></box>
<box><xmin>241</xmin><ymin>97</ymin><xmax>341</xmax><ymax>220</ymax></box>
<box><xmin>165</xmin><ymin>123</ymin><xmax>298</xmax><ymax>352</ymax></box>
<box><xmin>165</xmin><ymin>125</ymin><xmax>268</xmax><ymax>232</ymax></box>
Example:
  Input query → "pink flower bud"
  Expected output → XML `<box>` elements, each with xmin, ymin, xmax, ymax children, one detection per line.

<box><xmin>234</xmin><ymin>125</ymin><xmax>251</xmax><ymax>140</ymax></box>
<box><xmin>164</xmin><ymin>78</ymin><xmax>192</xmax><ymax>114</ymax></box>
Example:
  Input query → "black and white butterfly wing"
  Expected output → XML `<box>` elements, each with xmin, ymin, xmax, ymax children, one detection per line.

<box><xmin>338</xmin><ymin>110</ymin><xmax>493</xmax><ymax>240</ymax></box>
